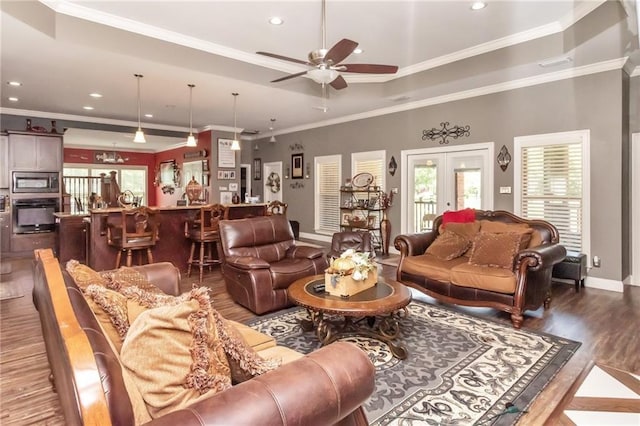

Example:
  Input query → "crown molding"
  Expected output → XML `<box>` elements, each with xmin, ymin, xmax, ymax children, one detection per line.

<box><xmin>275</xmin><ymin>57</ymin><xmax>628</xmax><ymax>138</ymax></box>
<box><xmin>631</xmin><ymin>65</ymin><xmax>640</xmax><ymax>77</ymax></box>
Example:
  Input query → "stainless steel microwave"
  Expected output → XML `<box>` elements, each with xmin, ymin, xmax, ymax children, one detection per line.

<box><xmin>12</xmin><ymin>171</ymin><xmax>60</xmax><ymax>193</ymax></box>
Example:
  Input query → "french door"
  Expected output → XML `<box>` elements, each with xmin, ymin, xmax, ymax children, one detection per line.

<box><xmin>402</xmin><ymin>143</ymin><xmax>494</xmax><ymax>234</ymax></box>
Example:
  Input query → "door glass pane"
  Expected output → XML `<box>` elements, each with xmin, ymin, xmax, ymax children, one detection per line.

<box><xmin>454</xmin><ymin>168</ymin><xmax>481</xmax><ymax>209</ymax></box>
<box><xmin>414</xmin><ymin>162</ymin><xmax>438</xmax><ymax>231</ymax></box>
<box><xmin>120</xmin><ymin>169</ymin><xmax>147</xmax><ymax>206</ymax></box>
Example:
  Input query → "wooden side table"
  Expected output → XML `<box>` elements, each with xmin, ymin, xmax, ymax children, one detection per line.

<box><xmin>553</xmin><ymin>251</ymin><xmax>587</xmax><ymax>291</ymax></box>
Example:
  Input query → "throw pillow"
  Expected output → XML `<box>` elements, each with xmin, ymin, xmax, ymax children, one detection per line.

<box><xmin>66</xmin><ymin>260</ymin><xmax>109</xmax><ymax>291</ymax></box>
<box><xmin>479</xmin><ymin>220</ymin><xmax>533</xmax><ymax>250</ymax></box>
<box><xmin>468</xmin><ymin>232</ymin><xmax>523</xmax><ymax>269</ymax></box>
<box><xmin>102</xmin><ymin>266</ymin><xmax>164</xmax><ymax>294</ymax></box>
<box><xmin>425</xmin><ymin>230</ymin><xmax>471</xmax><ymax>260</ymax></box>
<box><xmin>85</xmin><ymin>285</ymin><xmax>130</xmax><ymax>340</ymax></box>
<box><xmin>440</xmin><ymin>221</ymin><xmax>481</xmax><ymax>241</ymax></box>
<box><xmin>120</xmin><ymin>287</ymin><xmax>232</xmax><ymax>419</ymax></box>
<box><xmin>442</xmin><ymin>208</ymin><xmax>476</xmax><ymax>226</ymax></box>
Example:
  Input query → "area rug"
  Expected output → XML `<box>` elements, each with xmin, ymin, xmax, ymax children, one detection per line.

<box><xmin>247</xmin><ymin>301</ymin><xmax>580</xmax><ymax>425</ymax></box>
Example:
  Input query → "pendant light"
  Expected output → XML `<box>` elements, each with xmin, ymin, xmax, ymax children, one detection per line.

<box><xmin>269</xmin><ymin>118</ymin><xmax>276</xmax><ymax>143</ymax></box>
<box><xmin>230</xmin><ymin>92</ymin><xmax>241</xmax><ymax>150</ymax></box>
<box><xmin>186</xmin><ymin>83</ymin><xmax>197</xmax><ymax>147</ymax></box>
<box><xmin>133</xmin><ymin>74</ymin><xmax>146</xmax><ymax>143</ymax></box>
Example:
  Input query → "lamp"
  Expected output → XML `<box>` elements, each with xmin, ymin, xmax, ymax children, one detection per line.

<box><xmin>308</xmin><ymin>67</ymin><xmax>339</xmax><ymax>84</ymax></box>
<box><xmin>186</xmin><ymin>84</ymin><xmax>197</xmax><ymax>147</ymax></box>
<box><xmin>133</xmin><ymin>74</ymin><xmax>146</xmax><ymax>143</ymax></box>
<box><xmin>497</xmin><ymin>145</ymin><xmax>512</xmax><ymax>171</ymax></box>
<box><xmin>269</xmin><ymin>118</ymin><xmax>276</xmax><ymax>143</ymax></box>
<box><xmin>230</xmin><ymin>93</ymin><xmax>241</xmax><ymax>150</ymax></box>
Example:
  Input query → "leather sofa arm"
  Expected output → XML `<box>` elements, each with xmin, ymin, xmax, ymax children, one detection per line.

<box><xmin>517</xmin><ymin>243</ymin><xmax>567</xmax><ymax>272</ymax></box>
<box><xmin>225</xmin><ymin>255</ymin><xmax>271</xmax><ymax>270</ymax></box>
<box><xmin>144</xmin><ymin>341</ymin><xmax>375</xmax><ymax>426</ymax></box>
<box><xmin>394</xmin><ymin>231</ymin><xmax>437</xmax><ymax>257</ymax></box>
<box><xmin>287</xmin><ymin>245</ymin><xmax>324</xmax><ymax>260</ymax></box>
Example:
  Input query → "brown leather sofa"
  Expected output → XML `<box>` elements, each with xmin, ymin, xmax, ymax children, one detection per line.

<box><xmin>394</xmin><ymin>210</ymin><xmax>566</xmax><ymax>328</ymax></box>
<box><xmin>219</xmin><ymin>215</ymin><xmax>328</xmax><ymax>314</ymax></box>
<box><xmin>32</xmin><ymin>249</ymin><xmax>374</xmax><ymax>426</ymax></box>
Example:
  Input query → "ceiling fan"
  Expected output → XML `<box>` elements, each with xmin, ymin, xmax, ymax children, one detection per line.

<box><xmin>256</xmin><ymin>0</ymin><xmax>398</xmax><ymax>90</ymax></box>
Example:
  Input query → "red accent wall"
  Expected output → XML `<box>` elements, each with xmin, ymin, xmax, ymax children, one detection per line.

<box><xmin>63</xmin><ymin>130</ymin><xmax>211</xmax><ymax>207</ymax></box>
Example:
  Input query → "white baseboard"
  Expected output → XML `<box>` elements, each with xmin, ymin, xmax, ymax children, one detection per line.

<box><xmin>623</xmin><ymin>275</ymin><xmax>639</xmax><ymax>286</ymax></box>
<box><xmin>585</xmin><ymin>276</ymin><xmax>624</xmax><ymax>292</ymax></box>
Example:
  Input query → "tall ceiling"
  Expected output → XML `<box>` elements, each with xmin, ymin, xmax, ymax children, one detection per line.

<box><xmin>1</xmin><ymin>0</ymin><xmax>638</xmax><ymax>151</ymax></box>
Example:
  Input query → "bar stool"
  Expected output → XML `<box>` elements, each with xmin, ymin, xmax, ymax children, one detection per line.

<box><xmin>185</xmin><ymin>204</ymin><xmax>225</xmax><ymax>283</ymax></box>
<box><xmin>107</xmin><ymin>206</ymin><xmax>160</xmax><ymax>268</ymax></box>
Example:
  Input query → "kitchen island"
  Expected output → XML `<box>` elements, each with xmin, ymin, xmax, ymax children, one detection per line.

<box><xmin>55</xmin><ymin>203</ymin><xmax>267</xmax><ymax>271</ymax></box>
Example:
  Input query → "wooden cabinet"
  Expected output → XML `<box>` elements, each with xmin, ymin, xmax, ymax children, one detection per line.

<box><xmin>0</xmin><ymin>135</ymin><xmax>8</xmax><ymax>188</ymax></box>
<box><xmin>56</xmin><ymin>215</ymin><xmax>88</xmax><ymax>264</ymax></box>
<box><xmin>339</xmin><ymin>188</ymin><xmax>391</xmax><ymax>254</ymax></box>
<box><xmin>10</xmin><ymin>232</ymin><xmax>55</xmax><ymax>253</ymax></box>
<box><xmin>8</xmin><ymin>132</ymin><xmax>62</xmax><ymax>171</ymax></box>
<box><xmin>0</xmin><ymin>212</ymin><xmax>10</xmax><ymax>254</ymax></box>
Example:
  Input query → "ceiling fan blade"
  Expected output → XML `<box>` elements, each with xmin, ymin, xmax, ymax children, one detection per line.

<box><xmin>325</xmin><ymin>39</ymin><xmax>358</xmax><ymax>65</ymax></box>
<box><xmin>256</xmin><ymin>51</ymin><xmax>311</xmax><ymax>66</ymax></box>
<box><xmin>271</xmin><ymin>71</ymin><xmax>308</xmax><ymax>83</ymax></box>
<box><xmin>329</xmin><ymin>75</ymin><xmax>348</xmax><ymax>90</ymax></box>
<box><xmin>340</xmin><ymin>64</ymin><xmax>399</xmax><ymax>74</ymax></box>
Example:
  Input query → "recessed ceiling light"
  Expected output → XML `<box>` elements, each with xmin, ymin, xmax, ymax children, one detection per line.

<box><xmin>353</xmin><ymin>48</ymin><xmax>363</xmax><ymax>54</ymax></box>
<box><xmin>83</xmin><ymin>106</ymin><xmax>94</xmax><ymax>110</ymax></box>
<box><xmin>7</xmin><ymin>81</ymin><xmax>22</xmax><ymax>86</ymax></box>
<box><xmin>8</xmin><ymin>97</ymin><xmax>18</xmax><ymax>102</ymax></box>
<box><xmin>471</xmin><ymin>1</ymin><xmax>487</xmax><ymax>10</ymax></box>
<box><xmin>89</xmin><ymin>93</ymin><xmax>103</xmax><ymax>98</ymax></box>
<box><xmin>144</xmin><ymin>113</ymin><xmax>153</xmax><ymax>118</ymax></box>
<box><xmin>269</xmin><ymin>16</ymin><xmax>283</xmax><ymax>25</ymax></box>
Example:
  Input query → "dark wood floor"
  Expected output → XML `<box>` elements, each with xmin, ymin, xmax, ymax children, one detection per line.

<box><xmin>1</xmin><ymin>253</ymin><xmax>638</xmax><ymax>425</ymax></box>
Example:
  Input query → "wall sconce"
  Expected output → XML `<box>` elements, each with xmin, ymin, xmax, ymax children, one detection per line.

<box><xmin>388</xmin><ymin>156</ymin><xmax>397</xmax><ymax>176</ymax></box>
<box><xmin>305</xmin><ymin>163</ymin><xmax>311</xmax><ymax>179</ymax></box>
<box><xmin>497</xmin><ymin>145</ymin><xmax>512</xmax><ymax>171</ymax></box>
<box><xmin>284</xmin><ymin>166</ymin><xmax>290</xmax><ymax>179</ymax></box>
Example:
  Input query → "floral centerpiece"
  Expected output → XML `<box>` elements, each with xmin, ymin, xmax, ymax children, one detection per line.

<box><xmin>325</xmin><ymin>249</ymin><xmax>377</xmax><ymax>297</ymax></box>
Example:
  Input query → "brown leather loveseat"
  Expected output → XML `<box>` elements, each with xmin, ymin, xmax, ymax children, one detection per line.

<box><xmin>394</xmin><ymin>210</ymin><xmax>566</xmax><ymax>328</ymax></box>
<box><xmin>32</xmin><ymin>249</ymin><xmax>374</xmax><ymax>426</ymax></box>
<box><xmin>219</xmin><ymin>215</ymin><xmax>328</xmax><ymax>314</ymax></box>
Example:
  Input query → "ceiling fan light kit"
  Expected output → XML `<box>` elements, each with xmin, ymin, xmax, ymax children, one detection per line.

<box><xmin>133</xmin><ymin>74</ymin><xmax>146</xmax><ymax>144</ymax></box>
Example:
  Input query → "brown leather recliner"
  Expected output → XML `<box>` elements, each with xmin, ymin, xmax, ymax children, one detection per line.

<box><xmin>219</xmin><ymin>215</ymin><xmax>328</xmax><ymax>314</ymax></box>
<box><xmin>327</xmin><ymin>231</ymin><xmax>373</xmax><ymax>260</ymax></box>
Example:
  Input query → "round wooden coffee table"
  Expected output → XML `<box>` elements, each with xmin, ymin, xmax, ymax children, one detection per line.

<box><xmin>288</xmin><ymin>275</ymin><xmax>412</xmax><ymax>359</ymax></box>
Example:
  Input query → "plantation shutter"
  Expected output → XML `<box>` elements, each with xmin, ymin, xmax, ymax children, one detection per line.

<box><xmin>353</xmin><ymin>156</ymin><xmax>385</xmax><ymax>190</ymax></box>
<box><xmin>316</xmin><ymin>156</ymin><xmax>341</xmax><ymax>233</ymax></box>
<box><xmin>520</xmin><ymin>142</ymin><xmax>583</xmax><ymax>252</ymax></box>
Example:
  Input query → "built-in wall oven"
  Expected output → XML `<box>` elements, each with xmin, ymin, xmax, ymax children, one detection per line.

<box><xmin>12</xmin><ymin>171</ymin><xmax>60</xmax><ymax>194</ymax></box>
<box><xmin>12</xmin><ymin>198</ymin><xmax>59</xmax><ymax>234</ymax></box>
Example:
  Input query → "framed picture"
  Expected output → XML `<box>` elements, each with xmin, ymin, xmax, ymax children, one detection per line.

<box><xmin>218</xmin><ymin>138</ymin><xmax>236</xmax><ymax>168</ymax></box>
<box><xmin>341</xmin><ymin>213</ymin><xmax>352</xmax><ymax>225</ymax></box>
<box><xmin>254</xmin><ymin>158</ymin><xmax>262</xmax><ymax>180</ymax></box>
<box><xmin>292</xmin><ymin>153</ymin><xmax>304</xmax><ymax>179</ymax></box>
<box><xmin>220</xmin><ymin>191</ymin><xmax>232</xmax><ymax>204</ymax></box>
<box><xmin>160</xmin><ymin>160</ymin><xmax>176</xmax><ymax>186</ymax></box>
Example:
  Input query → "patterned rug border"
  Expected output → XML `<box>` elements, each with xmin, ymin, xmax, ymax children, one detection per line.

<box><xmin>247</xmin><ymin>300</ymin><xmax>581</xmax><ymax>425</ymax></box>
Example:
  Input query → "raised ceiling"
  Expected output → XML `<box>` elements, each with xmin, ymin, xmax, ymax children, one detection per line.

<box><xmin>1</xmin><ymin>0</ymin><xmax>638</xmax><ymax>151</ymax></box>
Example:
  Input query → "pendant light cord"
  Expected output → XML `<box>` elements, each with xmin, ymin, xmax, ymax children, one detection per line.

<box><xmin>232</xmin><ymin>92</ymin><xmax>238</xmax><ymax>140</ymax></box>
<box><xmin>188</xmin><ymin>84</ymin><xmax>195</xmax><ymax>136</ymax></box>
<box><xmin>135</xmin><ymin>74</ymin><xmax>143</xmax><ymax>130</ymax></box>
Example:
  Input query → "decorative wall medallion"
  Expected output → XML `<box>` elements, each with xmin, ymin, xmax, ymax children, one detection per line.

<box><xmin>422</xmin><ymin>122</ymin><xmax>470</xmax><ymax>144</ymax></box>
<box><xmin>388</xmin><ymin>156</ymin><xmax>397</xmax><ymax>176</ymax></box>
<box><xmin>289</xmin><ymin>143</ymin><xmax>304</xmax><ymax>151</ymax></box>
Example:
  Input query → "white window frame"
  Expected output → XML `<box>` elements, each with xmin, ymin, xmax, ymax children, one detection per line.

<box><xmin>514</xmin><ymin>129</ymin><xmax>590</xmax><ymax>258</ymax></box>
<box><xmin>351</xmin><ymin>150</ymin><xmax>386</xmax><ymax>190</ymax></box>
<box><xmin>63</xmin><ymin>163</ymin><xmax>149</xmax><ymax>205</ymax></box>
<box><xmin>314</xmin><ymin>154</ymin><xmax>342</xmax><ymax>235</ymax></box>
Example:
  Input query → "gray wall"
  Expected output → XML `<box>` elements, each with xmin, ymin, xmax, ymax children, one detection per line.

<box><xmin>253</xmin><ymin>70</ymin><xmax>628</xmax><ymax>282</ymax></box>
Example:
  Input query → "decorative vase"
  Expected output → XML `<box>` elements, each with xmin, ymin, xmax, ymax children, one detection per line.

<box><xmin>185</xmin><ymin>177</ymin><xmax>203</xmax><ymax>204</ymax></box>
<box><xmin>50</xmin><ymin>120</ymin><xmax>58</xmax><ymax>134</ymax></box>
<box><xmin>231</xmin><ymin>192</ymin><xmax>240</xmax><ymax>204</ymax></box>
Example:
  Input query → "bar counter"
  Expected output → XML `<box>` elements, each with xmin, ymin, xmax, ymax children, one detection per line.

<box><xmin>55</xmin><ymin>203</ymin><xmax>267</xmax><ymax>271</ymax></box>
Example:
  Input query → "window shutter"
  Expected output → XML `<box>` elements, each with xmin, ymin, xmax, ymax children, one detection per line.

<box><xmin>521</xmin><ymin>142</ymin><xmax>583</xmax><ymax>252</ymax></box>
<box><xmin>316</xmin><ymin>156</ymin><xmax>341</xmax><ymax>233</ymax></box>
